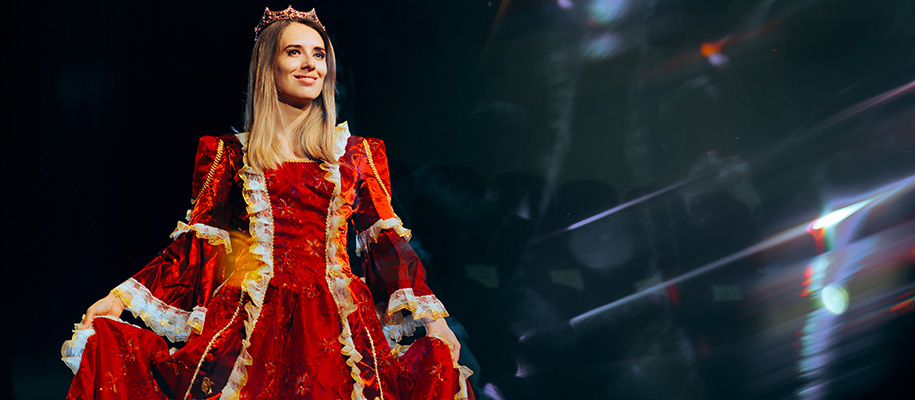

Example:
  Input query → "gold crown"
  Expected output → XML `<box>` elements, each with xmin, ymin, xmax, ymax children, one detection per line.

<box><xmin>254</xmin><ymin>6</ymin><xmax>325</xmax><ymax>40</ymax></box>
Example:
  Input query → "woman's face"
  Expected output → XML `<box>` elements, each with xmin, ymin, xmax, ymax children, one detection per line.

<box><xmin>273</xmin><ymin>23</ymin><xmax>327</xmax><ymax>109</ymax></box>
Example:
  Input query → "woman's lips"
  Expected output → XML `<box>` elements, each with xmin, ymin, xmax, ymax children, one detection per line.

<box><xmin>296</xmin><ymin>75</ymin><xmax>318</xmax><ymax>84</ymax></box>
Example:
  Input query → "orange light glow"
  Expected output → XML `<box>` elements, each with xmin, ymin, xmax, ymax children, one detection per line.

<box><xmin>889</xmin><ymin>297</ymin><xmax>914</xmax><ymax>314</ymax></box>
<box><xmin>700</xmin><ymin>41</ymin><xmax>724</xmax><ymax>57</ymax></box>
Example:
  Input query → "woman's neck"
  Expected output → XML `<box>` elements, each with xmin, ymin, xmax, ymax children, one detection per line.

<box><xmin>277</xmin><ymin>101</ymin><xmax>309</xmax><ymax>157</ymax></box>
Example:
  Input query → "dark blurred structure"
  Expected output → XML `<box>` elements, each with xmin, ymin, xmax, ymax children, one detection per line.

<box><xmin>8</xmin><ymin>0</ymin><xmax>914</xmax><ymax>399</ymax></box>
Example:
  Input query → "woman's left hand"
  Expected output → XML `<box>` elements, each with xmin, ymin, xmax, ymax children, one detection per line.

<box><xmin>422</xmin><ymin>317</ymin><xmax>461</xmax><ymax>363</ymax></box>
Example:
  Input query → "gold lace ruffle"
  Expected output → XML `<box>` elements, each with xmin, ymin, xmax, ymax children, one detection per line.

<box><xmin>222</xmin><ymin>143</ymin><xmax>277</xmax><ymax>399</ymax></box>
<box><xmin>355</xmin><ymin>217</ymin><xmax>412</xmax><ymax>255</ymax></box>
<box><xmin>170</xmin><ymin>221</ymin><xmax>233</xmax><ymax>253</ymax></box>
<box><xmin>112</xmin><ymin>278</ymin><xmax>207</xmax><ymax>343</ymax></box>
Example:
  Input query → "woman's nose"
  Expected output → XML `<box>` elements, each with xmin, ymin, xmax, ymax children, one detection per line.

<box><xmin>300</xmin><ymin>54</ymin><xmax>315</xmax><ymax>70</ymax></box>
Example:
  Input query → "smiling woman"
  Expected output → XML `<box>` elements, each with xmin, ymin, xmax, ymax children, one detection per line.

<box><xmin>61</xmin><ymin>6</ymin><xmax>472</xmax><ymax>400</ymax></box>
<box><xmin>273</xmin><ymin>23</ymin><xmax>326</xmax><ymax>108</ymax></box>
<box><xmin>245</xmin><ymin>17</ymin><xmax>339</xmax><ymax>172</ymax></box>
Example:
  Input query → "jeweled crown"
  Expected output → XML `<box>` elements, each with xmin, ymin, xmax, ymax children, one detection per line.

<box><xmin>254</xmin><ymin>5</ymin><xmax>325</xmax><ymax>40</ymax></box>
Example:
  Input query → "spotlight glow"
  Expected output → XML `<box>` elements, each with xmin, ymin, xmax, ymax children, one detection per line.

<box><xmin>821</xmin><ymin>284</ymin><xmax>849</xmax><ymax>315</ymax></box>
<box><xmin>809</xmin><ymin>200</ymin><xmax>871</xmax><ymax>230</ymax></box>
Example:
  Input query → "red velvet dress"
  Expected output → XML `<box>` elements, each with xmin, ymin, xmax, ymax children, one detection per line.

<box><xmin>62</xmin><ymin>123</ymin><xmax>472</xmax><ymax>399</ymax></box>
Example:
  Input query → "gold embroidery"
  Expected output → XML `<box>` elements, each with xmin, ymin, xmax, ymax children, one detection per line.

<box><xmin>201</xmin><ymin>377</ymin><xmax>213</xmax><ymax>395</ymax></box>
<box><xmin>362</xmin><ymin>139</ymin><xmax>391</xmax><ymax>200</ymax></box>
<box><xmin>191</xmin><ymin>139</ymin><xmax>225</xmax><ymax>205</ymax></box>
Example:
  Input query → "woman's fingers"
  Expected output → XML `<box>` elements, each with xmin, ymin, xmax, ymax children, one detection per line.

<box><xmin>80</xmin><ymin>312</ymin><xmax>93</xmax><ymax>330</ymax></box>
<box><xmin>80</xmin><ymin>293</ymin><xmax>125</xmax><ymax>330</ymax></box>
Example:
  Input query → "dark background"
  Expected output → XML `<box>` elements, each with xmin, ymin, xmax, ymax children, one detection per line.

<box><xmin>6</xmin><ymin>0</ymin><xmax>915</xmax><ymax>398</ymax></box>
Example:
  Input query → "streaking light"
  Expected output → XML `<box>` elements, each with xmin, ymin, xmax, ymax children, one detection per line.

<box><xmin>571</xmin><ymin>222</ymin><xmax>810</xmax><ymax>328</ymax></box>
<box><xmin>821</xmin><ymin>284</ymin><xmax>849</xmax><ymax>315</ymax></box>
<box><xmin>808</xmin><ymin>199</ymin><xmax>871</xmax><ymax>230</ymax></box>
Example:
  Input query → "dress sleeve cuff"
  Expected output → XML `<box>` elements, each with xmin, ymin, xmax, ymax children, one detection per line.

<box><xmin>355</xmin><ymin>217</ymin><xmax>412</xmax><ymax>255</ymax></box>
<box><xmin>170</xmin><ymin>221</ymin><xmax>232</xmax><ymax>253</ymax></box>
<box><xmin>382</xmin><ymin>288</ymin><xmax>449</xmax><ymax>342</ymax></box>
<box><xmin>61</xmin><ymin>323</ymin><xmax>95</xmax><ymax>374</ymax></box>
<box><xmin>60</xmin><ymin>316</ymin><xmax>140</xmax><ymax>374</ymax></box>
<box><xmin>112</xmin><ymin>278</ymin><xmax>207</xmax><ymax>342</ymax></box>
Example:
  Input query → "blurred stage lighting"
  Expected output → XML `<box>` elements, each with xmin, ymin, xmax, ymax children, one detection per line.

<box><xmin>821</xmin><ymin>284</ymin><xmax>849</xmax><ymax>315</ymax></box>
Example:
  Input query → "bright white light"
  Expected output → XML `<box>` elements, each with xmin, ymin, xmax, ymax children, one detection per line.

<box><xmin>821</xmin><ymin>284</ymin><xmax>849</xmax><ymax>315</ymax></box>
<box><xmin>810</xmin><ymin>200</ymin><xmax>870</xmax><ymax>230</ymax></box>
<box><xmin>708</xmin><ymin>53</ymin><xmax>729</xmax><ymax>68</ymax></box>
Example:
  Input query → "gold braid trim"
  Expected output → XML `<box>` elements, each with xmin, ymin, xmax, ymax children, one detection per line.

<box><xmin>191</xmin><ymin>139</ymin><xmax>225</xmax><ymax>205</ymax></box>
<box><xmin>184</xmin><ymin>279</ymin><xmax>246</xmax><ymax>400</ymax></box>
<box><xmin>362</xmin><ymin>139</ymin><xmax>391</xmax><ymax>200</ymax></box>
<box><xmin>365</xmin><ymin>324</ymin><xmax>384</xmax><ymax>400</ymax></box>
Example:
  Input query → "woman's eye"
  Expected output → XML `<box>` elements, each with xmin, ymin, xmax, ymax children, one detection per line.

<box><xmin>314</xmin><ymin>52</ymin><xmax>326</xmax><ymax>60</ymax></box>
<box><xmin>287</xmin><ymin>49</ymin><xmax>301</xmax><ymax>56</ymax></box>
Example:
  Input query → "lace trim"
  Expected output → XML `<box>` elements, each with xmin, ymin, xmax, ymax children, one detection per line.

<box><xmin>382</xmin><ymin>311</ymin><xmax>424</xmax><ymax>343</ymax></box>
<box><xmin>61</xmin><ymin>323</ymin><xmax>95</xmax><ymax>374</ymax></box>
<box><xmin>236</xmin><ymin>132</ymin><xmax>247</xmax><ymax>149</ymax></box>
<box><xmin>321</xmin><ymin>125</ymin><xmax>369</xmax><ymax>400</ymax></box>
<box><xmin>383</xmin><ymin>288</ymin><xmax>449</xmax><ymax>342</ymax></box>
<box><xmin>333</xmin><ymin>122</ymin><xmax>350</xmax><ymax>162</ymax></box>
<box><xmin>355</xmin><ymin>218</ymin><xmax>412</xmax><ymax>255</ymax></box>
<box><xmin>221</xmin><ymin>147</ymin><xmax>276</xmax><ymax>399</ymax></box>
<box><xmin>61</xmin><ymin>316</ymin><xmax>141</xmax><ymax>374</ymax></box>
<box><xmin>456</xmin><ymin>365</ymin><xmax>474</xmax><ymax>400</ymax></box>
<box><xmin>170</xmin><ymin>221</ymin><xmax>233</xmax><ymax>253</ymax></box>
<box><xmin>386</xmin><ymin>288</ymin><xmax>449</xmax><ymax>321</ymax></box>
<box><xmin>112</xmin><ymin>278</ymin><xmax>207</xmax><ymax>343</ymax></box>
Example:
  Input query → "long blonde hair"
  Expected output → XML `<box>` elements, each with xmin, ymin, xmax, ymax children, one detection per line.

<box><xmin>244</xmin><ymin>19</ymin><xmax>338</xmax><ymax>170</ymax></box>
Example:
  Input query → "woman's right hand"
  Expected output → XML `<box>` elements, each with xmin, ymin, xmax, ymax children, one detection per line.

<box><xmin>80</xmin><ymin>292</ymin><xmax>126</xmax><ymax>330</ymax></box>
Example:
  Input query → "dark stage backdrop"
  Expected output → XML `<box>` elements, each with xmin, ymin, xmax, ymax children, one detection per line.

<box><xmin>8</xmin><ymin>0</ymin><xmax>915</xmax><ymax>399</ymax></box>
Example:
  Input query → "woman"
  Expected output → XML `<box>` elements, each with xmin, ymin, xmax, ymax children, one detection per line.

<box><xmin>62</xmin><ymin>7</ymin><xmax>471</xmax><ymax>399</ymax></box>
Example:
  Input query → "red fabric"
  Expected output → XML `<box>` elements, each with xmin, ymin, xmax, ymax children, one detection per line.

<box><xmin>68</xmin><ymin>318</ymin><xmax>171</xmax><ymax>399</ymax></box>
<box><xmin>343</xmin><ymin>137</ymin><xmax>438</xmax><ymax>301</ymax></box>
<box><xmin>129</xmin><ymin>136</ymin><xmax>245</xmax><ymax>314</ymax></box>
<box><xmin>67</xmin><ymin>133</ymin><xmax>468</xmax><ymax>399</ymax></box>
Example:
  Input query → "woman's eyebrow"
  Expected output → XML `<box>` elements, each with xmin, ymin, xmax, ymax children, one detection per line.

<box><xmin>284</xmin><ymin>43</ymin><xmax>325</xmax><ymax>51</ymax></box>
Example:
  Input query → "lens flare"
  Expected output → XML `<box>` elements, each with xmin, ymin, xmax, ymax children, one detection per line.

<box><xmin>821</xmin><ymin>284</ymin><xmax>849</xmax><ymax>315</ymax></box>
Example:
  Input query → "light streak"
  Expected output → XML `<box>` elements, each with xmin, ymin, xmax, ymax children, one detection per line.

<box><xmin>571</xmin><ymin>174</ymin><xmax>915</xmax><ymax>329</ymax></box>
<box><xmin>808</xmin><ymin>200</ymin><xmax>870</xmax><ymax>230</ymax></box>
<box><xmin>889</xmin><ymin>297</ymin><xmax>915</xmax><ymax>314</ymax></box>
<box><xmin>531</xmin><ymin>179</ymin><xmax>693</xmax><ymax>244</ymax></box>
<box><xmin>570</xmin><ymin>222</ymin><xmax>809</xmax><ymax>328</ymax></box>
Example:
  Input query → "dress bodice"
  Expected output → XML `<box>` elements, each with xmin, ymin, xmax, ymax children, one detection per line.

<box><xmin>265</xmin><ymin>162</ymin><xmax>354</xmax><ymax>289</ymax></box>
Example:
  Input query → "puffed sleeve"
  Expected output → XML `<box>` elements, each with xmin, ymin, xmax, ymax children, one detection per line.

<box><xmin>110</xmin><ymin>135</ymin><xmax>243</xmax><ymax>343</ymax></box>
<box><xmin>346</xmin><ymin>136</ymin><xmax>449</xmax><ymax>343</ymax></box>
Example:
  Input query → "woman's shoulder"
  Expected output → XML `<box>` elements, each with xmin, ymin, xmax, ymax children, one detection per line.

<box><xmin>191</xmin><ymin>133</ymin><xmax>246</xmax><ymax>176</ymax></box>
<box><xmin>341</xmin><ymin>127</ymin><xmax>385</xmax><ymax>158</ymax></box>
<box><xmin>194</xmin><ymin>133</ymin><xmax>246</xmax><ymax>157</ymax></box>
<box><xmin>345</xmin><ymin>136</ymin><xmax>384</xmax><ymax>155</ymax></box>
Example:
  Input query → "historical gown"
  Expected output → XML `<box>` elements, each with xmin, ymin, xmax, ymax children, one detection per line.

<box><xmin>62</xmin><ymin>123</ymin><xmax>472</xmax><ymax>399</ymax></box>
